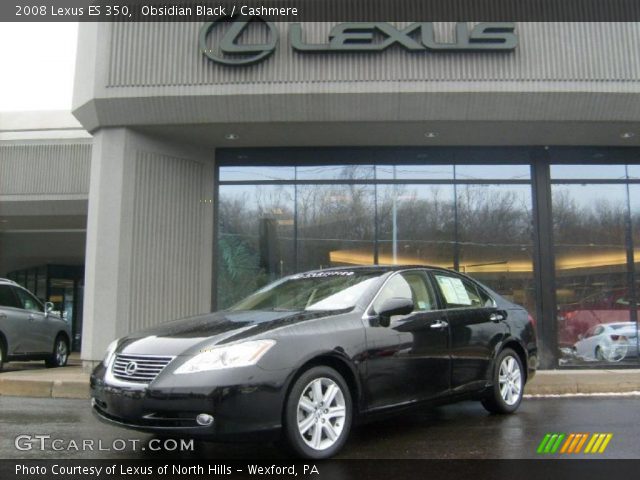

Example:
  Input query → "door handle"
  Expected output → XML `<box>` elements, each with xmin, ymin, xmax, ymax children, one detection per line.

<box><xmin>28</xmin><ymin>314</ymin><xmax>36</xmax><ymax>321</ymax></box>
<box><xmin>430</xmin><ymin>319</ymin><xmax>449</xmax><ymax>329</ymax></box>
<box><xmin>0</xmin><ymin>312</ymin><xmax>7</xmax><ymax>319</ymax></box>
<box><xmin>489</xmin><ymin>313</ymin><xmax>504</xmax><ymax>322</ymax></box>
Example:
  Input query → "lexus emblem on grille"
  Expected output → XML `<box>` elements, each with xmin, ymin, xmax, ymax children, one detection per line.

<box><xmin>124</xmin><ymin>362</ymin><xmax>138</xmax><ymax>376</ymax></box>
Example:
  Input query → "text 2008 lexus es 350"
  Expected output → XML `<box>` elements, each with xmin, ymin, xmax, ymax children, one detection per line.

<box><xmin>91</xmin><ymin>266</ymin><xmax>537</xmax><ymax>459</ymax></box>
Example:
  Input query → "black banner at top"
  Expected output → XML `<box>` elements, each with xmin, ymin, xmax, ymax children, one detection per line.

<box><xmin>4</xmin><ymin>0</ymin><xmax>640</xmax><ymax>22</ymax></box>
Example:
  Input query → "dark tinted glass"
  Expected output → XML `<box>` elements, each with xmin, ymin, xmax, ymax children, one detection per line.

<box><xmin>0</xmin><ymin>285</ymin><xmax>20</xmax><ymax>308</ymax></box>
<box><xmin>13</xmin><ymin>287</ymin><xmax>43</xmax><ymax>312</ymax></box>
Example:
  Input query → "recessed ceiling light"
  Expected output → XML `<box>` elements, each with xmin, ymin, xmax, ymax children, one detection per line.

<box><xmin>225</xmin><ymin>133</ymin><xmax>240</xmax><ymax>140</ymax></box>
<box><xmin>424</xmin><ymin>132</ymin><xmax>438</xmax><ymax>138</ymax></box>
<box><xmin>621</xmin><ymin>132</ymin><xmax>636</xmax><ymax>139</ymax></box>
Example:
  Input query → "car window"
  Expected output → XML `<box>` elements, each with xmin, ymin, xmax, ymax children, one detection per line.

<box><xmin>476</xmin><ymin>286</ymin><xmax>496</xmax><ymax>307</ymax></box>
<box><xmin>372</xmin><ymin>272</ymin><xmax>436</xmax><ymax>314</ymax></box>
<box><xmin>0</xmin><ymin>285</ymin><xmax>21</xmax><ymax>309</ymax></box>
<box><xmin>231</xmin><ymin>271</ymin><xmax>384</xmax><ymax>312</ymax></box>
<box><xmin>433</xmin><ymin>273</ymin><xmax>484</xmax><ymax>309</ymax></box>
<box><xmin>13</xmin><ymin>287</ymin><xmax>43</xmax><ymax>313</ymax></box>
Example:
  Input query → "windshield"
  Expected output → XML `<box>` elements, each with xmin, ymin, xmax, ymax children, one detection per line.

<box><xmin>229</xmin><ymin>271</ymin><xmax>384</xmax><ymax>312</ymax></box>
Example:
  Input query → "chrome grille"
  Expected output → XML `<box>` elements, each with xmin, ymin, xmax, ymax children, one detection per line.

<box><xmin>112</xmin><ymin>354</ymin><xmax>174</xmax><ymax>383</ymax></box>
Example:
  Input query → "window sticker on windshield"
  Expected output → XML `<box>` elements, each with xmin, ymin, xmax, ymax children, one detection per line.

<box><xmin>436</xmin><ymin>276</ymin><xmax>472</xmax><ymax>306</ymax></box>
<box><xmin>292</xmin><ymin>271</ymin><xmax>355</xmax><ymax>279</ymax></box>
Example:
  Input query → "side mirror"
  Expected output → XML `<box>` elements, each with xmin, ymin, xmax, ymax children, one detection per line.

<box><xmin>577</xmin><ymin>333</ymin><xmax>584</xmax><ymax>340</ymax></box>
<box><xmin>377</xmin><ymin>297</ymin><xmax>414</xmax><ymax>327</ymax></box>
<box><xmin>45</xmin><ymin>302</ymin><xmax>54</xmax><ymax>315</ymax></box>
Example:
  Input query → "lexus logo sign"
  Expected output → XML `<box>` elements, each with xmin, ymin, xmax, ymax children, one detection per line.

<box><xmin>199</xmin><ymin>16</ymin><xmax>278</xmax><ymax>65</ymax></box>
<box><xmin>200</xmin><ymin>16</ymin><xmax>518</xmax><ymax>66</ymax></box>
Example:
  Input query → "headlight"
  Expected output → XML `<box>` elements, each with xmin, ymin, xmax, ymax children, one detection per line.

<box><xmin>174</xmin><ymin>339</ymin><xmax>276</xmax><ymax>374</ymax></box>
<box><xmin>102</xmin><ymin>339</ymin><xmax>119</xmax><ymax>367</ymax></box>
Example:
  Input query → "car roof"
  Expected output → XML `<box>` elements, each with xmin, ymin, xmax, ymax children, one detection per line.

<box><xmin>0</xmin><ymin>278</ymin><xmax>19</xmax><ymax>286</ymax></box>
<box><xmin>300</xmin><ymin>265</ymin><xmax>456</xmax><ymax>275</ymax></box>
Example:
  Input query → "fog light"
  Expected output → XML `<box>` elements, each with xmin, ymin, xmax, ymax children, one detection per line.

<box><xmin>196</xmin><ymin>413</ymin><xmax>214</xmax><ymax>426</ymax></box>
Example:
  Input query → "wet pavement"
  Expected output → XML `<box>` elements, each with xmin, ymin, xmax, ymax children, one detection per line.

<box><xmin>0</xmin><ymin>395</ymin><xmax>638</xmax><ymax>459</ymax></box>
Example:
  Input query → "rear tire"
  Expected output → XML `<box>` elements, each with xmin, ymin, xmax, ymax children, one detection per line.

<box><xmin>45</xmin><ymin>335</ymin><xmax>69</xmax><ymax>368</ymax></box>
<box><xmin>482</xmin><ymin>348</ymin><xmax>524</xmax><ymax>414</ymax></box>
<box><xmin>283</xmin><ymin>366</ymin><xmax>352</xmax><ymax>459</ymax></box>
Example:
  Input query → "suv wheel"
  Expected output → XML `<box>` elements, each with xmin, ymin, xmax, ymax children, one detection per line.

<box><xmin>283</xmin><ymin>366</ymin><xmax>352</xmax><ymax>459</ymax></box>
<box><xmin>45</xmin><ymin>336</ymin><xmax>69</xmax><ymax>368</ymax></box>
<box><xmin>482</xmin><ymin>348</ymin><xmax>524</xmax><ymax>414</ymax></box>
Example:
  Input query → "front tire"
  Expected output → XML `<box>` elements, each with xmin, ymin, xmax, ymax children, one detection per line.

<box><xmin>283</xmin><ymin>366</ymin><xmax>352</xmax><ymax>459</ymax></box>
<box><xmin>45</xmin><ymin>335</ymin><xmax>69</xmax><ymax>368</ymax></box>
<box><xmin>482</xmin><ymin>348</ymin><xmax>524</xmax><ymax>414</ymax></box>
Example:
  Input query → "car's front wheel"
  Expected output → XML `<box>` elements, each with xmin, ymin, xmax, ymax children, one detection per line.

<box><xmin>45</xmin><ymin>335</ymin><xmax>69</xmax><ymax>368</ymax></box>
<box><xmin>283</xmin><ymin>366</ymin><xmax>352</xmax><ymax>459</ymax></box>
<box><xmin>482</xmin><ymin>348</ymin><xmax>524</xmax><ymax>414</ymax></box>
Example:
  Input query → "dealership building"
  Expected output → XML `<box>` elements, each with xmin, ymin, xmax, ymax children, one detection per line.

<box><xmin>2</xmin><ymin>20</ymin><xmax>640</xmax><ymax>369</ymax></box>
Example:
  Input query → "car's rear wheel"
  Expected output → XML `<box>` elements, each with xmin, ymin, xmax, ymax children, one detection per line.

<box><xmin>283</xmin><ymin>366</ymin><xmax>352</xmax><ymax>459</ymax></box>
<box><xmin>596</xmin><ymin>345</ymin><xmax>627</xmax><ymax>363</ymax></box>
<box><xmin>45</xmin><ymin>335</ymin><xmax>69</xmax><ymax>368</ymax></box>
<box><xmin>482</xmin><ymin>348</ymin><xmax>524</xmax><ymax>414</ymax></box>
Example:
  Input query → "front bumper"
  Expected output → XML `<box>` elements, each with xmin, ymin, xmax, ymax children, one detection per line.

<box><xmin>90</xmin><ymin>362</ymin><xmax>291</xmax><ymax>441</ymax></box>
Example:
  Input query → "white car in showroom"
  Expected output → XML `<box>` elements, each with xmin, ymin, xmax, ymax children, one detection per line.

<box><xmin>573</xmin><ymin>322</ymin><xmax>639</xmax><ymax>362</ymax></box>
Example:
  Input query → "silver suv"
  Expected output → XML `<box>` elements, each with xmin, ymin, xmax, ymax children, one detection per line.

<box><xmin>0</xmin><ymin>278</ymin><xmax>72</xmax><ymax>370</ymax></box>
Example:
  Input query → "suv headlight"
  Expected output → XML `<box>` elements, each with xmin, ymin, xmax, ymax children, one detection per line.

<box><xmin>102</xmin><ymin>339</ymin><xmax>119</xmax><ymax>367</ymax></box>
<box><xmin>174</xmin><ymin>339</ymin><xmax>276</xmax><ymax>374</ymax></box>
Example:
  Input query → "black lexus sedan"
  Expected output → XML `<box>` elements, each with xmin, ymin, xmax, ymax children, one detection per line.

<box><xmin>91</xmin><ymin>266</ymin><xmax>537</xmax><ymax>459</ymax></box>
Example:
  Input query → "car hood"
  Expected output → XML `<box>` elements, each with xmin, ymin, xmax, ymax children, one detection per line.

<box><xmin>116</xmin><ymin>309</ymin><xmax>346</xmax><ymax>357</ymax></box>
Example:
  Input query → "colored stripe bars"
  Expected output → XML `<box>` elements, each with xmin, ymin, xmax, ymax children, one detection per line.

<box><xmin>537</xmin><ymin>433</ymin><xmax>613</xmax><ymax>454</ymax></box>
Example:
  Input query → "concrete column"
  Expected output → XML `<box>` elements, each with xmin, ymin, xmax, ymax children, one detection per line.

<box><xmin>81</xmin><ymin>128</ymin><xmax>214</xmax><ymax>368</ymax></box>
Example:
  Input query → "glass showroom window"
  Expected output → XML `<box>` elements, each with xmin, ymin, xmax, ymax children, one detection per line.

<box><xmin>455</xmin><ymin>183</ymin><xmax>535</xmax><ymax>315</ymax></box>
<box><xmin>551</xmin><ymin>165</ymin><xmax>639</xmax><ymax>366</ymax></box>
<box><xmin>217</xmin><ymin>160</ymin><xmax>536</xmax><ymax>317</ymax></box>
<box><xmin>217</xmin><ymin>184</ymin><xmax>295</xmax><ymax>308</ymax></box>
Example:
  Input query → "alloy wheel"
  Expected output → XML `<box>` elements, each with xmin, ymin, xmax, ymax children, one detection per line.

<box><xmin>597</xmin><ymin>344</ymin><xmax>627</xmax><ymax>363</ymax></box>
<box><xmin>296</xmin><ymin>377</ymin><xmax>346</xmax><ymax>451</ymax></box>
<box><xmin>498</xmin><ymin>355</ymin><xmax>522</xmax><ymax>406</ymax></box>
<box><xmin>55</xmin><ymin>339</ymin><xmax>68</xmax><ymax>366</ymax></box>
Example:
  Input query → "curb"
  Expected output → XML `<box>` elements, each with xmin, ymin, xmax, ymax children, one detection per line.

<box><xmin>0</xmin><ymin>366</ymin><xmax>90</xmax><ymax>399</ymax></box>
<box><xmin>524</xmin><ymin>370</ymin><xmax>640</xmax><ymax>395</ymax></box>
<box><xmin>1</xmin><ymin>368</ymin><xmax>640</xmax><ymax>400</ymax></box>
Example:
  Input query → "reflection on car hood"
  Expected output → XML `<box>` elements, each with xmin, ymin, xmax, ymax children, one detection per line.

<box><xmin>117</xmin><ymin>309</ymin><xmax>344</xmax><ymax>356</ymax></box>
